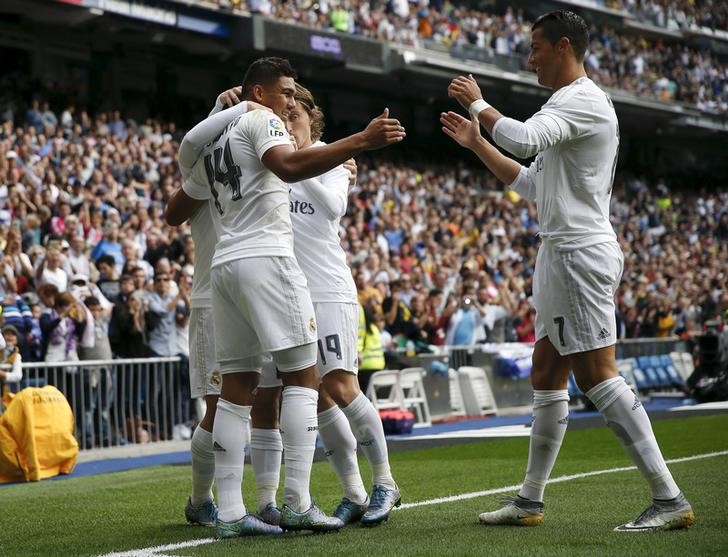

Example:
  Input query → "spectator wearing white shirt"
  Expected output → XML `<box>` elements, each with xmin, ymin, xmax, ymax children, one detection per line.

<box><xmin>67</xmin><ymin>235</ymin><xmax>91</xmax><ymax>278</ymax></box>
<box><xmin>35</xmin><ymin>248</ymin><xmax>68</xmax><ymax>292</ymax></box>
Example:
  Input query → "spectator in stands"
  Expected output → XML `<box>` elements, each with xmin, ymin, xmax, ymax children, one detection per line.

<box><xmin>445</xmin><ymin>296</ymin><xmax>487</xmax><ymax>346</ymax></box>
<box><xmin>121</xmin><ymin>238</ymin><xmax>153</xmax><ymax>278</ymax></box>
<box><xmin>3</xmin><ymin>229</ymin><xmax>33</xmax><ymax>293</ymax></box>
<box><xmin>655</xmin><ymin>297</ymin><xmax>676</xmax><ymax>337</ymax></box>
<box><xmin>66</xmin><ymin>235</ymin><xmax>90</xmax><ymax>278</ymax></box>
<box><xmin>0</xmin><ymin>254</ymin><xmax>16</xmax><ymax>297</ymax></box>
<box><xmin>0</xmin><ymin>325</ymin><xmax>21</xmax><ymax>398</ymax></box>
<box><xmin>95</xmin><ymin>254</ymin><xmax>120</xmax><ymax>301</ymax></box>
<box><xmin>35</xmin><ymin>248</ymin><xmax>68</xmax><ymax>292</ymax></box>
<box><xmin>0</xmin><ymin>290</ymin><xmax>33</xmax><ymax>360</ymax></box>
<box><xmin>382</xmin><ymin>279</ymin><xmax>420</xmax><ymax>345</ymax></box>
<box><xmin>80</xmin><ymin>296</ymin><xmax>114</xmax><ymax>448</ymax></box>
<box><xmin>41</xmin><ymin>291</ymin><xmax>86</xmax><ymax>363</ymax></box>
<box><xmin>357</xmin><ymin>303</ymin><xmax>385</xmax><ymax>393</ymax></box>
<box><xmin>26</xmin><ymin>302</ymin><xmax>43</xmax><ymax>362</ymax></box>
<box><xmin>91</xmin><ymin>222</ymin><xmax>123</xmax><ymax>275</ymax></box>
<box><xmin>145</xmin><ymin>271</ymin><xmax>188</xmax><ymax>358</ymax></box>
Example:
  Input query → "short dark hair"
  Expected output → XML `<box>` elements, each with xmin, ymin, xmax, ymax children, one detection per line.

<box><xmin>97</xmin><ymin>254</ymin><xmax>116</xmax><ymax>267</ymax></box>
<box><xmin>84</xmin><ymin>296</ymin><xmax>100</xmax><ymax>308</ymax></box>
<box><xmin>241</xmin><ymin>57</ymin><xmax>297</xmax><ymax>99</ymax></box>
<box><xmin>532</xmin><ymin>10</ymin><xmax>589</xmax><ymax>62</ymax></box>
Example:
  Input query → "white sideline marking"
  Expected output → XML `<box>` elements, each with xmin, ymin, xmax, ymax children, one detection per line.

<box><xmin>96</xmin><ymin>449</ymin><xmax>728</xmax><ymax>557</ymax></box>
<box><xmin>669</xmin><ymin>400</ymin><xmax>728</xmax><ymax>412</ymax></box>
<box><xmin>391</xmin><ymin>425</ymin><xmax>531</xmax><ymax>441</ymax></box>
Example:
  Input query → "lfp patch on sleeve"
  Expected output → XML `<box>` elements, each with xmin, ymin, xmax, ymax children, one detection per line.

<box><xmin>268</xmin><ymin>117</ymin><xmax>286</xmax><ymax>137</ymax></box>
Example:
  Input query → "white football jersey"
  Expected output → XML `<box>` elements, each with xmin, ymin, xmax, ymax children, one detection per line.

<box><xmin>288</xmin><ymin>141</ymin><xmax>357</xmax><ymax>304</ymax></box>
<box><xmin>183</xmin><ymin>110</ymin><xmax>294</xmax><ymax>267</ymax></box>
<box><xmin>498</xmin><ymin>77</ymin><xmax>619</xmax><ymax>250</ymax></box>
<box><xmin>189</xmin><ymin>201</ymin><xmax>218</xmax><ymax>309</ymax></box>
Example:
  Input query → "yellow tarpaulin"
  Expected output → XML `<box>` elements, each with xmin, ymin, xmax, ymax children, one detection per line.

<box><xmin>0</xmin><ymin>385</ymin><xmax>78</xmax><ymax>483</ymax></box>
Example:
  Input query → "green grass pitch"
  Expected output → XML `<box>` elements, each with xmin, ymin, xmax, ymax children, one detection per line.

<box><xmin>2</xmin><ymin>414</ymin><xmax>727</xmax><ymax>556</ymax></box>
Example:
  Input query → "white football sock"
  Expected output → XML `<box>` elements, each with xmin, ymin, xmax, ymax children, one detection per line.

<box><xmin>518</xmin><ymin>390</ymin><xmax>570</xmax><ymax>502</ymax></box>
<box><xmin>587</xmin><ymin>376</ymin><xmax>680</xmax><ymax>500</ymax></box>
<box><xmin>341</xmin><ymin>392</ymin><xmax>395</xmax><ymax>489</ymax></box>
<box><xmin>213</xmin><ymin>399</ymin><xmax>250</xmax><ymax>522</ymax></box>
<box><xmin>190</xmin><ymin>425</ymin><xmax>215</xmax><ymax>506</ymax></box>
<box><xmin>250</xmin><ymin>428</ymin><xmax>282</xmax><ymax>511</ymax></box>
<box><xmin>318</xmin><ymin>405</ymin><xmax>368</xmax><ymax>504</ymax></box>
<box><xmin>280</xmin><ymin>386</ymin><xmax>318</xmax><ymax>512</ymax></box>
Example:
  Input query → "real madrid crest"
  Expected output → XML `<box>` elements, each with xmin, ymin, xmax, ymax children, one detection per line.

<box><xmin>309</xmin><ymin>318</ymin><xmax>317</xmax><ymax>333</ymax></box>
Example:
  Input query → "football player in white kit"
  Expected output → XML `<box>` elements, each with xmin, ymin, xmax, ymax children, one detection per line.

<box><xmin>442</xmin><ymin>11</ymin><xmax>693</xmax><ymax>532</ymax></box>
<box><xmin>249</xmin><ymin>84</ymin><xmax>400</xmax><ymax>527</ymax></box>
<box><xmin>165</xmin><ymin>57</ymin><xmax>406</xmax><ymax>538</ymax></box>
<box><xmin>176</xmin><ymin>89</ymin><xmax>270</xmax><ymax>528</ymax></box>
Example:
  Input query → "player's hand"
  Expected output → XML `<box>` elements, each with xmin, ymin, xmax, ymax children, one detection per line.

<box><xmin>218</xmin><ymin>86</ymin><xmax>242</xmax><ymax>108</ymax></box>
<box><xmin>448</xmin><ymin>74</ymin><xmax>483</xmax><ymax>111</ymax></box>
<box><xmin>440</xmin><ymin>110</ymin><xmax>483</xmax><ymax>151</ymax></box>
<box><xmin>360</xmin><ymin>108</ymin><xmax>406</xmax><ymax>150</ymax></box>
<box><xmin>343</xmin><ymin>158</ymin><xmax>357</xmax><ymax>186</ymax></box>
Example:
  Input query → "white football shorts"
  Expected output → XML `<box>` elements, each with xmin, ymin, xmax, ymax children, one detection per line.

<box><xmin>211</xmin><ymin>256</ymin><xmax>318</xmax><ymax>374</ymax></box>
<box><xmin>188</xmin><ymin>307</ymin><xmax>222</xmax><ymax>397</ymax></box>
<box><xmin>533</xmin><ymin>240</ymin><xmax>624</xmax><ymax>356</ymax></box>
<box><xmin>313</xmin><ymin>301</ymin><xmax>359</xmax><ymax>376</ymax></box>
<box><xmin>258</xmin><ymin>301</ymin><xmax>359</xmax><ymax>386</ymax></box>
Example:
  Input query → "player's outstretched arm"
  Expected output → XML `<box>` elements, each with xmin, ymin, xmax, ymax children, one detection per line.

<box><xmin>449</xmin><ymin>74</ymin><xmax>578</xmax><ymax>159</ymax></box>
<box><xmin>440</xmin><ymin>111</ymin><xmax>521</xmax><ymax>186</ymax></box>
<box><xmin>448</xmin><ymin>74</ymin><xmax>504</xmax><ymax>136</ymax></box>
<box><xmin>262</xmin><ymin>108</ymin><xmax>405</xmax><ymax>183</ymax></box>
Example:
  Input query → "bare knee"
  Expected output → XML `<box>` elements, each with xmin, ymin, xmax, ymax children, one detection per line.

<box><xmin>317</xmin><ymin>386</ymin><xmax>336</xmax><ymax>413</ymax></box>
<box><xmin>570</xmin><ymin>345</ymin><xmax>618</xmax><ymax>393</ymax></box>
<box><xmin>220</xmin><ymin>372</ymin><xmax>260</xmax><ymax>406</ymax></box>
<box><xmin>531</xmin><ymin>338</ymin><xmax>570</xmax><ymax>390</ymax></box>
<box><xmin>322</xmin><ymin>370</ymin><xmax>360</xmax><ymax>407</ymax></box>
<box><xmin>281</xmin><ymin>365</ymin><xmax>320</xmax><ymax>390</ymax></box>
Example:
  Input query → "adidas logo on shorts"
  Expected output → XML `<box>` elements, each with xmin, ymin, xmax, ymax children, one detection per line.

<box><xmin>597</xmin><ymin>327</ymin><xmax>610</xmax><ymax>340</ymax></box>
<box><xmin>213</xmin><ymin>441</ymin><xmax>226</xmax><ymax>452</ymax></box>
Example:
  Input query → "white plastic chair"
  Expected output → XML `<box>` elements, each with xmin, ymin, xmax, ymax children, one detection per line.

<box><xmin>365</xmin><ymin>370</ymin><xmax>405</xmax><ymax>412</ymax></box>
<box><xmin>616</xmin><ymin>359</ymin><xmax>636</xmax><ymax>389</ymax></box>
<box><xmin>457</xmin><ymin>366</ymin><xmax>498</xmax><ymax>416</ymax></box>
<box><xmin>399</xmin><ymin>367</ymin><xmax>432</xmax><ymax>427</ymax></box>
<box><xmin>678</xmin><ymin>352</ymin><xmax>695</xmax><ymax>381</ymax></box>
<box><xmin>448</xmin><ymin>368</ymin><xmax>466</xmax><ymax>417</ymax></box>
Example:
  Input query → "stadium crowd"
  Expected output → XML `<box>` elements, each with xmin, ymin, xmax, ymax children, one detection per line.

<box><xmin>0</xmin><ymin>98</ymin><xmax>725</xmax><ymax>362</ymax></box>
<box><xmin>205</xmin><ymin>1</ymin><xmax>728</xmax><ymax>113</ymax></box>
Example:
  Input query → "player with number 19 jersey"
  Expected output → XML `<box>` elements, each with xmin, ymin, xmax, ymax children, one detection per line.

<box><xmin>288</xmin><ymin>141</ymin><xmax>358</xmax><ymax>375</ymax></box>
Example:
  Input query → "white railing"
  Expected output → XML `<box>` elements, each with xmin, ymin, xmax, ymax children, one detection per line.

<box><xmin>1</xmin><ymin>357</ymin><xmax>187</xmax><ymax>450</ymax></box>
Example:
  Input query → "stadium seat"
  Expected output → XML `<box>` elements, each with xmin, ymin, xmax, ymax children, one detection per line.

<box><xmin>660</xmin><ymin>354</ymin><xmax>685</xmax><ymax>387</ymax></box>
<box><xmin>626</xmin><ymin>357</ymin><xmax>650</xmax><ymax>391</ymax></box>
<box><xmin>670</xmin><ymin>351</ymin><xmax>695</xmax><ymax>382</ymax></box>
<box><xmin>567</xmin><ymin>372</ymin><xmax>582</xmax><ymax>399</ymax></box>
<box><xmin>457</xmin><ymin>366</ymin><xmax>498</xmax><ymax>416</ymax></box>
<box><xmin>399</xmin><ymin>368</ymin><xmax>432</xmax><ymax>428</ymax></box>
<box><xmin>448</xmin><ymin>368</ymin><xmax>466</xmax><ymax>417</ymax></box>
<box><xmin>635</xmin><ymin>356</ymin><xmax>659</xmax><ymax>389</ymax></box>
<box><xmin>646</xmin><ymin>355</ymin><xmax>672</xmax><ymax>388</ymax></box>
<box><xmin>616</xmin><ymin>359</ymin><xmax>636</xmax><ymax>388</ymax></box>
<box><xmin>365</xmin><ymin>370</ymin><xmax>405</xmax><ymax>412</ymax></box>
